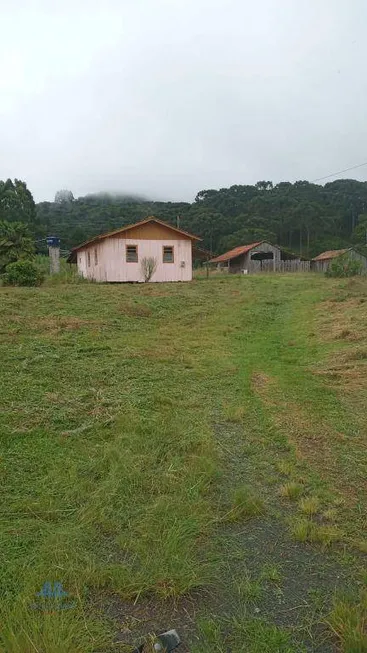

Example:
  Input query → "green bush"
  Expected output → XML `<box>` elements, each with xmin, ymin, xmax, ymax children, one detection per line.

<box><xmin>3</xmin><ymin>259</ymin><xmax>44</xmax><ymax>286</ymax></box>
<box><xmin>325</xmin><ymin>254</ymin><xmax>363</xmax><ymax>278</ymax></box>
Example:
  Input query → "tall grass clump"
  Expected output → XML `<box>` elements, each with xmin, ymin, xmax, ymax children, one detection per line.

<box><xmin>35</xmin><ymin>255</ymin><xmax>87</xmax><ymax>284</ymax></box>
<box><xmin>225</xmin><ymin>485</ymin><xmax>265</xmax><ymax>522</ymax></box>
<box><xmin>326</xmin><ymin>593</ymin><xmax>367</xmax><ymax>653</ymax></box>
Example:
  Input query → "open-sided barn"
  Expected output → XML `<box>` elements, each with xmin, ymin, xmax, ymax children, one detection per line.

<box><xmin>209</xmin><ymin>241</ymin><xmax>305</xmax><ymax>273</ymax></box>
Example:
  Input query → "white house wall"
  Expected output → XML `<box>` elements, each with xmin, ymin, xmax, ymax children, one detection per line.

<box><xmin>77</xmin><ymin>237</ymin><xmax>192</xmax><ymax>282</ymax></box>
<box><xmin>77</xmin><ymin>250</ymin><xmax>88</xmax><ymax>277</ymax></box>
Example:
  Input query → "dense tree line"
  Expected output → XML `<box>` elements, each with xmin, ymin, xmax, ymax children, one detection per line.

<box><xmin>2</xmin><ymin>178</ymin><xmax>367</xmax><ymax>258</ymax></box>
<box><xmin>0</xmin><ymin>180</ymin><xmax>36</xmax><ymax>271</ymax></box>
<box><xmin>0</xmin><ymin>179</ymin><xmax>36</xmax><ymax>226</ymax></box>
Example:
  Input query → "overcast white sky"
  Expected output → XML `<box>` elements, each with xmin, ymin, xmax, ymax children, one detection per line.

<box><xmin>1</xmin><ymin>0</ymin><xmax>367</xmax><ymax>202</ymax></box>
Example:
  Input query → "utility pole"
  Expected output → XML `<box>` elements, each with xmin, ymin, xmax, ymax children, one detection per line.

<box><xmin>46</xmin><ymin>236</ymin><xmax>60</xmax><ymax>274</ymax></box>
<box><xmin>176</xmin><ymin>215</ymin><xmax>180</xmax><ymax>229</ymax></box>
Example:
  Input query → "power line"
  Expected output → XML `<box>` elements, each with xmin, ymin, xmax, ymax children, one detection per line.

<box><xmin>312</xmin><ymin>160</ymin><xmax>367</xmax><ymax>183</ymax></box>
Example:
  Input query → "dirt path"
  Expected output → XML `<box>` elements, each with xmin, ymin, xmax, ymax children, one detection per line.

<box><xmin>199</xmin><ymin>419</ymin><xmax>354</xmax><ymax>653</ymax></box>
<box><xmin>93</xmin><ymin>276</ymin><xmax>366</xmax><ymax>652</ymax></box>
<box><xmin>193</xmin><ymin>277</ymin><xmax>366</xmax><ymax>652</ymax></box>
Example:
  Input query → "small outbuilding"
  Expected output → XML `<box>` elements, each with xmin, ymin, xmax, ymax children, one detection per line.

<box><xmin>68</xmin><ymin>217</ymin><xmax>200</xmax><ymax>282</ymax></box>
<box><xmin>209</xmin><ymin>241</ymin><xmax>302</xmax><ymax>273</ymax></box>
<box><xmin>312</xmin><ymin>248</ymin><xmax>367</xmax><ymax>273</ymax></box>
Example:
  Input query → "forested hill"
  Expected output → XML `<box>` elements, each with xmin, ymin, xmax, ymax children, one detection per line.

<box><xmin>35</xmin><ymin>180</ymin><xmax>367</xmax><ymax>258</ymax></box>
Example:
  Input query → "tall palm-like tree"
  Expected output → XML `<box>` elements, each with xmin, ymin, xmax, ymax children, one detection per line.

<box><xmin>0</xmin><ymin>221</ymin><xmax>35</xmax><ymax>272</ymax></box>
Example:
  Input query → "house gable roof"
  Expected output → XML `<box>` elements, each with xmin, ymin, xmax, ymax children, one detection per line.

<box><xmin>209</xmin><ymin>242</ymin><xmax>266</xmax><ymax>264</ymax></box>
<box><xmin>70</xmin><ymin>217</ymin><xmax>201</xmax><ymax>254</ymax></box>
<box><xmin>312</xmin><ymin>248</ymin><xmax>351</xmax><ymax>261</ymax></box>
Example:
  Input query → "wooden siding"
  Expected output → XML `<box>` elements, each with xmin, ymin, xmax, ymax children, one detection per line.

<box><xmin>253</xmin><ymin>260</ymin><xmax>311</xmax><ymax>273</ymax></box>
<box><xmin>312</xmin><ymin>250</ymin><xmax>367</xmax><ymax>273</ymax></box>
<box><xmin>78</xmin><ymin>236</ymin><xmax>192</xmax><ymax>282</ymax></box>
<box><xmin>228</xmin><ymin>242</ymin><xmax>281</xmax><ymax>273</ymax></box>
<box><xmin>115</xmin><ymin>221</ymin><xmax>193</xmax><ymax>241</ymax></box>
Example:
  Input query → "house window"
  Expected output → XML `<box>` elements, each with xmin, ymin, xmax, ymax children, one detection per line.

<box><xmin>94</xmin><ymin>248</ymin><xmax>98</xmax><ymax>265</ymax></box>
<box><xmin>87</xmin><ymin>251</ymin><xmax>91</xmax><ymax>267</ymax></box>
<box><xmin>163</xmin><ymin>246</ymin><xmax>174</xmax><ymax>263</ymax></box>
<box><xmin>126</xmin><ymin>245</ymin><xmax>138</xmax><ymax>262</ymax></box>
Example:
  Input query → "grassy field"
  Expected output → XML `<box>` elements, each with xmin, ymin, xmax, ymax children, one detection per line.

<box><xmin>0</xmin><ymin>273</ymin><xmax>366</xmax><ymax>652</ymax></box>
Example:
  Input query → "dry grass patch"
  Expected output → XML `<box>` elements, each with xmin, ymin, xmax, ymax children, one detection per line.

<box><xmin>336</xmin><ymin>328</ymin><xmax>362</xmax><ymax>342</ymax></box>
<box><xmin>23</xmin><ymin>315</ymin><xmax>106</xmax><ymax>336</ymax></box>
<box><xmin>251</xmin><ymin>372</ymin><xmax>272</xmax><ymax>390</ymax></box>
<box><xmin>299</xmin><ymin>496</ymin><xmax>320</xmax><ymax>516</ymax></box>
<box><xmin>317</xmin><ymin>290</ymin><xmax>367</xmax><ymax>344</ymax></box>
<box><xmin>354</xmin><ymin>540</ymin><xmax>367</xmax><ymax>554</ymax></box>
<box><xmin>120</xmin><ymin>301</ymin><xmax>153</xmax><ymax>317</ymax></box>
<box><xmin>291</xmin><ymin>518</ymin><xmax>341</xmax><ymax>547</ymax></box>
<box><xmin>312</xmin><ymin>348</ymin><xmax>367</xmax><ymax>393</ymax></box>
<box><xmin>257</xmin><ymin>390</ymin><xmax>361</xmax><ymax>506</ymax></box>
<box><xmin>308</xmin><ymin>525</ymin><xmax>342</xmax><ymax>547</ymax></box>
<box><xmin>346</xmin><ymin>348</ymin><xmax>367</xmax><ymax>361</ymax></box>
<box><xmin>326</xmin><ymin>593</ymin><xmax>367</xmax><ymax>653</ymax></box>
<box><xmin>276</xmin><ymin>460</ymin><xmax>294</xmax><ymax>476</ymax></box>
<box><xmin>279</xmin><ymin>482</ymin><xmax>304</xmax><ymax>501</ymax></box>
<box><xmin>322</xmin><ymin>508</ymin><xmax>338</xmax><ymax>522</ymax></box>
<box><xmin>223</xmin><ymin>403</ymin><xmax>245</xmax><ymax>423</ymax></box>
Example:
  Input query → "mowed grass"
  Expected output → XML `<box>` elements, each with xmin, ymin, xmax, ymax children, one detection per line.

<box><xmin>0</xmin><ymin>273</ymin><xmax>366</xmax><ymax>651</ymax></box>
<box><xmin>0</xmin><ymin>280</ymin><xmax>234</xmax><ymax>651</ymax></box>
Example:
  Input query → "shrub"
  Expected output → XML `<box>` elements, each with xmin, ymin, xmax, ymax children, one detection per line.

<box><xmin>3</xmin><ymin>259</ymin><xmax>44</xmax><ymax>286</ymax></box>
<box><xmin>326</xmin><ymin>254</ymin><xmax>363</xmax><ymax>278</ymax></box>
<box><xmin>0</xmin><ymin>220</ymin><xmax>35</xmax><ymax>273</ymax></box>
<box><xmin>141</xmin><ymin>256</ymin><xmax>157</xmax><ymax>282</ymax></box>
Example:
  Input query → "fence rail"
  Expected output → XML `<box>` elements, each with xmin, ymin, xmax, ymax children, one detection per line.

<box><xmin>214</xmin><ymin>260</ymin><xmax>312</xmax><ymax>274</ymax></box>
<box><xmin>249</xmin><ymin>260</ymin><xmax>311</xmax><ymax>273</ymax></box>
<box><xmin>278</xmin><ymin>260</ymin><xmax>310</xmax><ymax>273</ymax></box>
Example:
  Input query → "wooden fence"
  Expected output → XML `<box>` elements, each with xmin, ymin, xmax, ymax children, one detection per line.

<box><xmin>249</xmin><ymin>260</ymin><xmax>311</xmax><ymax>273</ymax></box>
<box><xmin>214</xmin><ymin>260</ymin><xmax>311</xmax><ymax>274</ymax></box>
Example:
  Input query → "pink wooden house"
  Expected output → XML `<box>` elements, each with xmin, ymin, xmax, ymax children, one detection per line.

<box><xmin>68</xmin><ymin>217</ymin><xmax>200</xmax><ymax>282</ymax></box>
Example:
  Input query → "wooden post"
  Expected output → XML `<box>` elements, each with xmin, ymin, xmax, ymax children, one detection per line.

<box><xmin>47</xmin><ymin>236</ymin><xmax>60</xmax><ymax>275</ymax></box>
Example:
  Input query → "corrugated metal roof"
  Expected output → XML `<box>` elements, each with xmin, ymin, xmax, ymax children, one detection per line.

<box><xmin>312</xmin><ymin>248</ymin><xmax>351</xmax><ymax>261</ymax></box>
<box><xmin>70</xmin><ymin>217</ymin><xmax>201</xmax><ymax>254</ymax></box>
<box><xmin>209</xmin><ymin>242</ymin><xmax>265</xmax><ymax>263</ymax></box>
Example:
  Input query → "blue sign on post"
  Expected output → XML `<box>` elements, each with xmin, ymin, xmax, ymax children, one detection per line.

<box><xmin>46</xmin><ymin>236</ymin><xmax>60</xmax><ymax>247</ymax></box>
<box><xmin>31</xmin><ymin>581</ymin><xmax>76</xmax><ymax>611</ymax></box>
